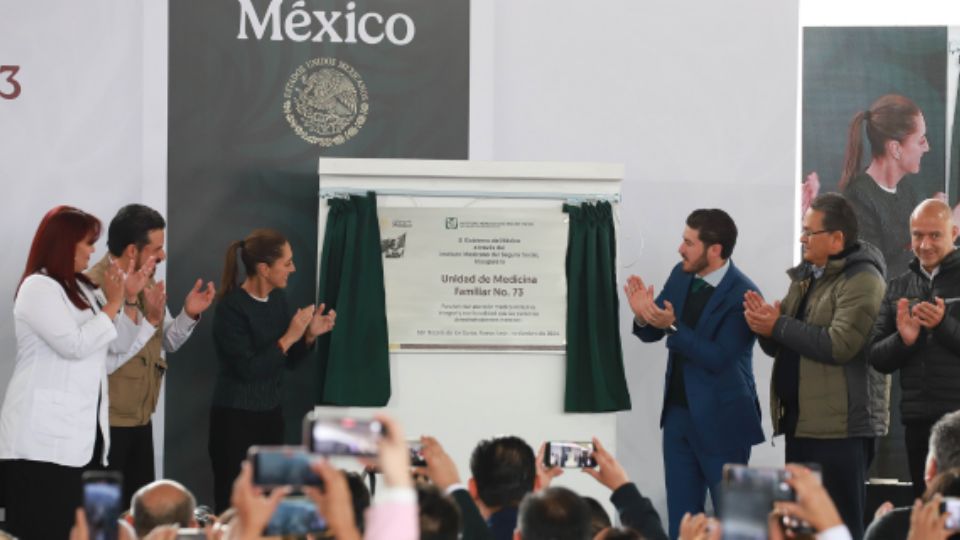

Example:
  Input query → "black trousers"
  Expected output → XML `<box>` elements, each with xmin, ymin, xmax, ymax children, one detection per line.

<box><xmin>786</xmin><ymin>434</ymin><xmax>875</xmax><ymax>540</ymax></box>
<box><xmin>2</xmin><ymin>427</ymin><xmax>104</xmax><ymax>540</ymax></box>
<box><xmin>101</xmin><ymin>422</ymin><xmax>156</xmax><ymax>507</ymax></box>
<box><xmin>208</xmin><ymin>406</ymin><xmax>284</xmax><ymax>513</ymax></box>
<box><xmin>905</xmin><ymin>419</ymin><xmax>938</xmax><ymax>499</ymax></box>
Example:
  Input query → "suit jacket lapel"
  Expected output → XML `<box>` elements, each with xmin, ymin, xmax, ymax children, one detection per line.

<box><xmin>695</xmin><ymin>263</ymin><xmax>736</xmax><ymax>332</ymax></box>
<box><xmin>671</xmin><ymin>271</ymin><xmax>692</xmax><ymax>323</ymax></box>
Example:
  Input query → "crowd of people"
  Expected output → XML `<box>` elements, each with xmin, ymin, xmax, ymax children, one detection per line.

<box><xmin>0</xmin><ymin>94</ymin><xmax>958</xmax><ymax>538</ymax></box>
<box><xmin>49</xmin><ymin>410</ymin><xmax>960</xmax><ymax>540</ymax></box>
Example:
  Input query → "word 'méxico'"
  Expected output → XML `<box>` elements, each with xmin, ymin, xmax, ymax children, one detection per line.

<box><xmin>238</xmin><ymin>0</ymin><xmax>415</xmax><ymax>45</ymax></box>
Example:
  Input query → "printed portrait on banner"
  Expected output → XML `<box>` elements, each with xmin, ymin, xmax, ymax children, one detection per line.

<box><xmin>800</xmin><ymin>25</ymin><xmax>960</xmax><ymax>481</ymax></box>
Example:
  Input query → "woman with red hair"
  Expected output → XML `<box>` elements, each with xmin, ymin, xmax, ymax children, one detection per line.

<box><xmin>0</xmin><ymin>206</ymin><xmax>158</xmax><ymax>539</ymax></box>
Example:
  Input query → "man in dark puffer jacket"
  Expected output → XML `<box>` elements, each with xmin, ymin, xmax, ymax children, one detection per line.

<box><xmin>867</xmin><ymin>198</ymin><xmax>960</xmax><ymax>498</ymax></box>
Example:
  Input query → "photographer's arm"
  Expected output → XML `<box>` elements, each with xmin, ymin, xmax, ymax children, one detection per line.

<box><xmin>420</xmin><ymin>436</ymin><xmax>493</xmax><ymax>540</ymax></box>
<box><xmin>584</xmin><ymin>438</ymin><xmax>667</xmax><ymax>540</ymax></box>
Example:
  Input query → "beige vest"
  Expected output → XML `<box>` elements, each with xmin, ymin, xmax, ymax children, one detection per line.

<box><xmin>86</xmin><ymin>255</ymin><xmax>166</xmax><ymax>427</ymax></box>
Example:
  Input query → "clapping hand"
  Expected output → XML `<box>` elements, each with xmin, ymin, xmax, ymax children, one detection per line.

<box><xmin>184</xmin><ymin>278</ymin><xmax>216</xmax><ymax>320</ymax></box>
<box><xmin>305</xmin><ymin>303</ymin><xmax>337</xmax><ymax>343</ymax></box>
<box><xmin>123</xmin><ymin>256</ymin><xmax>156</xmax><ymax>299</ymax></box>
<box><xmin>624</xmin><ymin>275</ymin><xmax>675</xmax><ymax>329</ymax></box>
<box><xmin>143</xmin><ymin>281</ymin><xmax>167</xmax><ymax>327</ymax></box>
<box><xmin>913</xmin><ymin>298</ymin><xmax>946</xmax><ymax>330</ymax></box>
<box><xmin>280</xmin><ymin>305</ymin><xmax>315</xmax><ymax>353</ymax></box>
<box><xmin>101</xmin><ymin>260</ymin><xmax>126</xmax><ymax>307</ymax></box>
<box><xmin>897</xmin><ymin>298</ymin><xmax>922</xmax><ymax>346</ymax></box>
<box><xmin>743</xmin><ymin>290</ymin><xmax>780</xmax><ymax>338</ymax></box>
<box><xmin>624</xmin><ymin>275</ymin><xmax>653</xmax><ymax>323</ymax></box>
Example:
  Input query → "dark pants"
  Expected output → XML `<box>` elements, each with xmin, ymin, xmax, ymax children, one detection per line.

<box><xmin>208</xmin><ymin>406</ymin><xmax>284</xmax><ymax>513</ymax></box>
<box><xmin>786</xmin><ymin>434</ymin><xmax>874</xmax><ymax>540</ymax></box>
<box><xmin>905</xmin><ymin>419</ymin><xmax>937</xmax><ymax>499</ymax></box>
<box><xmin>105</xmin><ymin>423</ymin><xmax>156</xmax><ymax>507</ymax></box>
<box><xmin>3</xmin><ymin>427</ymin><xmax>104</xmax><ymax>540</ymax></box>
<box><xmin>663</xmin><ymin>405</ymin><xmax>751</xmax><ymax>540</ymax></box>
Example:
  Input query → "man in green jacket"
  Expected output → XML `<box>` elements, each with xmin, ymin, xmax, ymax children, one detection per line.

<box><xmin>744</xmin><ymin>193</ymin><xmax>888</xmax><ymax>539</ymax></box>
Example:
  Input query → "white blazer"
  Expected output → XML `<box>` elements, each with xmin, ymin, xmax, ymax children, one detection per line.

<box><xmin>0</xmin><ymin>274</ymin><xmax>155</xmax><ymax>467</ymax></box>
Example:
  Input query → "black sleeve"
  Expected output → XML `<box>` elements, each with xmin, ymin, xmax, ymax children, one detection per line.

<box><xmin>610</xmin><ymin>482</ymin><xmax>667</xmax><ymax>540</ymax></box>
<box><xmin>932</xmin><ymin>307</ymin><xmax>960</xmax><ymax>356</ymax></box>
<box><xmin>758</xmin><ymin>335</ymin><xmax>779</xmax><ymax>358</ymax></box>
<box><xmin>451</xmin><ymin>489</ymin><xmax>494</xmax><ymax>540</ymax></box>
<box><xmin>866</xmin><ymin>291</ymin><xmax>917</xmax><ymax>373</ymax></box>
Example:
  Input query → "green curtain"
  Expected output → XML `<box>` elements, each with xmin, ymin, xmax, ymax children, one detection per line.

<box><xmin>316</xmin><ymin>192</ymin><xmax>391</xmax><ymax>406</ymax></box>
<box><xmin>563</xmin><ymin>201</ymin><xmax>631</xmax><ymax>412</ymax></box>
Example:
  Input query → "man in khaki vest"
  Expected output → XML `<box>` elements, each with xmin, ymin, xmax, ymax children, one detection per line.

<box><xmin>87</xmin><ymin>204</ymin><xmax>215</xmax><ymax>505</ymax></box>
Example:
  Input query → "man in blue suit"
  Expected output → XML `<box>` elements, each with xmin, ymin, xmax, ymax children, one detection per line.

<box><xmin>625</xmin><ymin>208</ymin><xmax>764</xmax><ymax>539</ymax></box>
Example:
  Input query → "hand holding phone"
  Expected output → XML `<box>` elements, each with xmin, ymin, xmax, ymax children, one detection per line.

<box><xmin>249</xmin><ymin>446</ymin><xmax>322</xmax><ymax>488</ymax></box>
<box><xmin>409</xmin><ymin>439</ymin><xmax>426</xmax><ymax>467</ymax></box>
<box><xmin>543</xmin><ymin>441</ymin><xmax>597</xmax><ymax>469</ymax></box>
<box><xmin>941</xmin><ymin>496</ymin><xmax>960</xmax><ymax>530</ymax></box>
<box><xmin>264</xmin><ymin>497</ymin><xmax>327</xmax><ymax>536</ymax></box>
<box><xmin>417</xmin><ymin>436</ymin><xmax>461</xmax><ymax>491</ymax></box>
<box><xmin>304</xmin><ymin>413</ymin><xmax>384</xmax><ymax>457</ymax></box>
<box><xmin>82</xmin><ymin>471</ymin><xmax>123</xmax><ymax>540</ymax></box>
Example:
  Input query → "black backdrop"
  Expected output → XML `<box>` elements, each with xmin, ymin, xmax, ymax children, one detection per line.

<box><xmin>167</xmin><ymin>0</ymin><xmax>469</xmax><ymax>503</ymax></box>
<box><xmin>802</xmin><ymin>26</ymin><xmax>947</xmax><ymax>481</ymax></box>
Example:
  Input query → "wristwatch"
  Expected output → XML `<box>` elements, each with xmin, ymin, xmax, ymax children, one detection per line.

<box><xmin>664</xmin><ymin>323</ymin><xmax>678</xmax><ymax>335</ymax></box>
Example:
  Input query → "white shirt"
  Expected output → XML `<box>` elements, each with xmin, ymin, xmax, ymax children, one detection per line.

<box><xmin>0</xmin><ymin>274</ymin><xmax>153</xmax><ymax>467</ymax></box>
<box><xmin>105</xmin><ymin>307</ymin><xmax>198</xmax><ymax>374</ymax></box>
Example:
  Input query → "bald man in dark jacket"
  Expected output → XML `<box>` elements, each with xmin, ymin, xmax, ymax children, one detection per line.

<box><xmin>867</xmin><ymin>199</ymin><xmax>960</xmax><ymax>497</ymax></box>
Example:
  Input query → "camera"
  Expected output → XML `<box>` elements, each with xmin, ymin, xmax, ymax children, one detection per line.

<box><xmin>303</xmin><ymin>413</ymin><xmax>384</xmax><ymax>457</ymax></box>
<box><xmin>249</xmin><ymin>445</ymin><xmax>322</xmax><ymax>488</ymax></box>
<box><xmin>82</xmin><ymin>470</ymin><xmax>123</xmax><ymax>540</ymax></box>
<box><xmin>544</xmin><ymin>441</ymin><xmax>597</xmax><ymax>469</ymax></box>
<box><xmin>264</xmin><ymin>497</ymin><xmax>327</xmax><ymax>535</ymax></box>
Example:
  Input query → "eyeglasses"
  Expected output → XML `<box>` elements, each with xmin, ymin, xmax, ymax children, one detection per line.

<box><xmin>800</xmin><ymin>229</ymin><xmax>833</xmax><ymax>238</ymax></box>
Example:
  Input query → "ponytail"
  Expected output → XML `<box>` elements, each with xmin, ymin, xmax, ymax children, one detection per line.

<box><xmin>218</xmin><ymin>240</ymin><xmax>245</xmax><ymax>299</ymax></box>
<box><xmin>839</xmin><ymin>94</ymin><xmax>921</xmax><ymax>192</ymax></box>
<box><xmin>839</xmin><ymin>110</ymin><xmax>868</xmax><ymax>192</ymax></box>
<box><xmin>217</xmin><ymin>230</ymin><xmax>288</xmax><ymax>300</ymax></box>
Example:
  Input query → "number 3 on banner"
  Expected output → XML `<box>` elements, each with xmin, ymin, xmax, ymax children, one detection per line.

<box><xmin>1</xmin><ymin>66</ymin><xmax>22</xmax><ymax>100</ymax></box>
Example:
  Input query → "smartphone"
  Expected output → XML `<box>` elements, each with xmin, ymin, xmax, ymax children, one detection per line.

<box><xmin>544</xmin><ymin>441</ymin><xmax>597</xmax><ymax>468</ymax></box>
<box><xmin>249</xmin><ymin>445</ymin><xmax>322</xmax><ymax>488</ymax></box>
<box><xmin>263</xmin><ymin>497</ymin><xmax>327</xmax><ymax>535</ymax></box>
<box><xmin>719</xmin><ymin>484</ymin><xmax>770</xmax><ymax>540</ymax></box>
<box><xmin>723</xmin><ymin>464</ymin><xmax>823</xmax><ymax>535</ymax></box>
<box><xmin>82</xmin><ymin>470</ymin><xmax>123</xmax><ymax>540</ymax></box>
<box><xmin>941</xmin><ymin>497</ymin><xmax>960</xmax><ymax>530</ymax></box>
<box><xmin>303</xmin><ymin>413</ymin><xmax>384</xmax><ymax>457</ymax></box>
<box><xmin>722</xmin><ymin>464</ymin><xmax>795</xmax><ymax>501</ymax></box>
<box><xmin>409</xmin><ymin>439</ymin><xmax>426</xmax><ymax>466</ymax></box>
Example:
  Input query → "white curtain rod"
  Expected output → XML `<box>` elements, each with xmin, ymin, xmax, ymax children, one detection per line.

<box><xmin>318</xmin><ymin>187</ymin><xmax>620</xmax><ymax>204</ymax></box>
